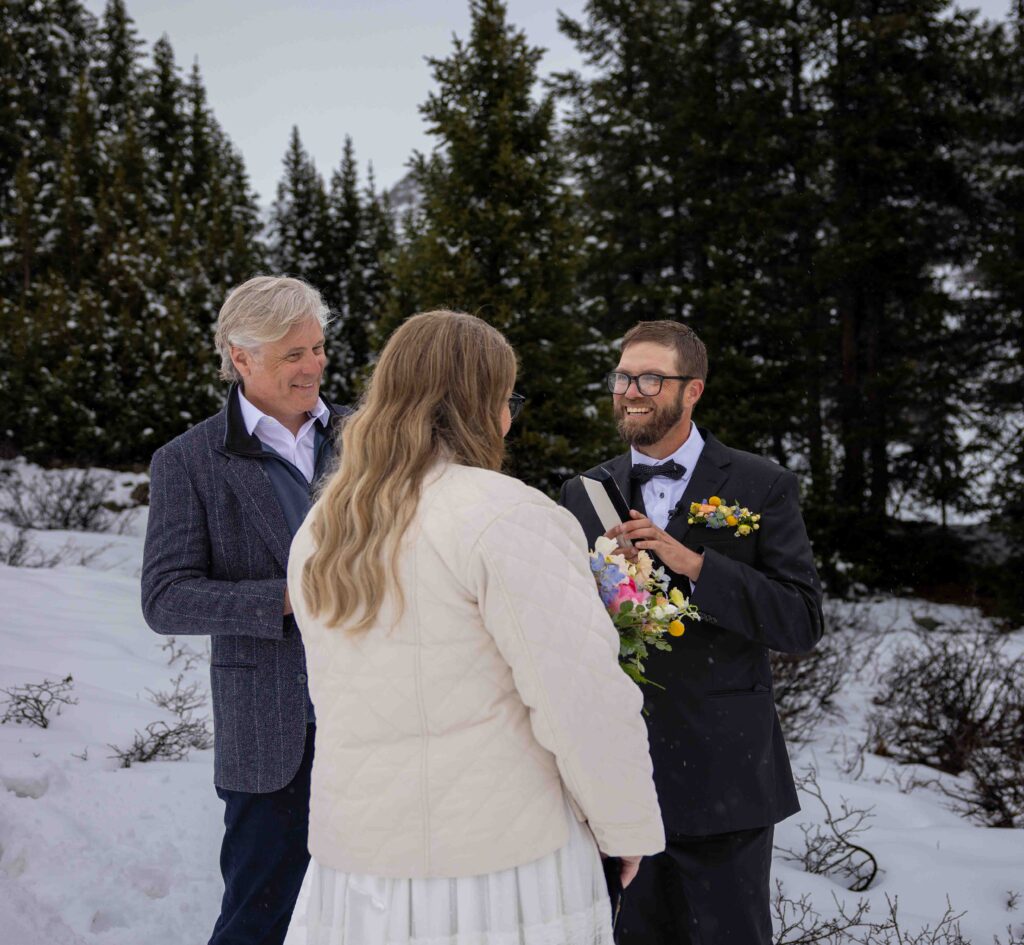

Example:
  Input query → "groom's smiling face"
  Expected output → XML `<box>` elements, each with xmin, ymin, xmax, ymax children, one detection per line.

<box><xmin>613</xmin><ymin>341</ymin><xmax>702</xmax><ymax>451</ymax></box>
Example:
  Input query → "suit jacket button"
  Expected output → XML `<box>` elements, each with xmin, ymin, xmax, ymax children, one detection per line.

<box><xmin>297</xmin><ymin>673</ymin><xmax>307</xmax><ymax>683</ymax></box>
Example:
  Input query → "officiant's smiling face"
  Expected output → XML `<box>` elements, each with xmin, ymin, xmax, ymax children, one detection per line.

<box><xmin>230</xmin><ymin>316</ymin><xmax>327</xmax><ymax>432</ymax></box>
<box><xmin>613</xmin><ymin>341</ymin><xmax>703</xmax><ymax>453</ymax></box>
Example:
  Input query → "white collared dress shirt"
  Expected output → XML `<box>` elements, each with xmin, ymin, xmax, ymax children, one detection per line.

<box><xmin>630</xmin><ymin>422</ymin><xmax>706</xmax><ymax>530</ymax></box>
<box><xmin>238</xmin><ymin>389</ymin><xmax>329</xmax><ymax>483</ymax></box>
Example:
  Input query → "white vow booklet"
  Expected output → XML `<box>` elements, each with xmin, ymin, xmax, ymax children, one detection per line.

<box><xmin>580</xmin><ymin>467</ymin><xmax>634</xmax><ymax>549</ymax></box>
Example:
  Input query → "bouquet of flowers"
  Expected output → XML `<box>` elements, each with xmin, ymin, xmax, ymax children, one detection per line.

<box><xmin>589</xmin><ymin>536</ymin><xmax>700</xmax><ymax>688</ymax></box>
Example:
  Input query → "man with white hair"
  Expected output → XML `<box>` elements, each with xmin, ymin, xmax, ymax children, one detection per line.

<box><xmin>142</xmin><ymin>276</ymin><xmax>348</xmax><ymax>945</ymax></box>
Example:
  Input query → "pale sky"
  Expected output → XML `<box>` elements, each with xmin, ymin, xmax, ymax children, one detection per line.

<box><xmin>82</xmin><ymin>0</ymin><xmax>1012</xmax><ymax>205</ymax></box>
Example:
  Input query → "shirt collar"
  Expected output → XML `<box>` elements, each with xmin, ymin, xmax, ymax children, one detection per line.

<box><xmin>630</xmin><ymin>422</ymin><xmax>705</xmax><ymax>472</ymax></box>
<box><xmin>237</xmin><ymin>388</ymin><xmax>329</xmax><ymax>437</ymax></box>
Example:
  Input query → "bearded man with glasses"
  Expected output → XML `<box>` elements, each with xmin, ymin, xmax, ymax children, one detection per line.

<box><xmin>559</xmin><ymin>320</ymin><xmax>824</xmax><ymax>945</ymax></box>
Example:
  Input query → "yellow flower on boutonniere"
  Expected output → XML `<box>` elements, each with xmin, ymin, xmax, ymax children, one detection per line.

<box><xmin>667</xmin><ymin>620</ymin><xmax>686</xmax><ymax>637</ymax></box>
<box><xmin>688</xmin><ymin>498</ymin><xmax>761</xmax><ymax>537</ymax></box>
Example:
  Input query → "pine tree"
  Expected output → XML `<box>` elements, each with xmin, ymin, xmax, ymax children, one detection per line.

<box><xmin>145</xmin><ymin>35</ymin><xmax>186</xmax><ymax>208</ymax></box>
<box><xmin>316</xmin><ymin>140</ymin><xmax>395</xmax><ymax>403</ymax></box>
<box><xmin>351</xmin><ymin>167</ymin><xmax>395</xmax><ymax>379</ymax></box>
<box><xmin>1</xmin><ymin>2</ymin><xmax>266</xmax><ymax>463</ymax></box>
<box><xmin>814</xmin><ymin>0</ymin><xmax>981</xmax><ymax>551</ymax></box>
<box><xmin>387</xmin><ymin>0</ymin><xmax>594</xmax><ymax>492</ymax></box>
<box><xmin>95</xmin><ymin>0</ymin><xmax>144</xmax><ymax>131</ymax></box>
<box><xmin>269</xmin><ymin>126</ymin><xmax>330</xmax><ymax>282</ymax></box>
<box><xmin>973</xmin><ymin>2</ymin><xmax>1024</xmax><ymax>596</ymax></box>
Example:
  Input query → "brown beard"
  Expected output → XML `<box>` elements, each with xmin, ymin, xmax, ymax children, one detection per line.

<box><xmin>616</xmin><ymin>388</ymin><xmax>686</xmax><ymax>447</ymax></box>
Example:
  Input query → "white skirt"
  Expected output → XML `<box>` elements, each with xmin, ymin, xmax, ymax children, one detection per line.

<box><xmin>303</xmin><ymin>805</ymin><xmax>614</xmax><ymax>945</ymax></box>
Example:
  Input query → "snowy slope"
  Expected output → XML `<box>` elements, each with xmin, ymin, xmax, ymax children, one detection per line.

<box><xmin>0</xmin><ymin>466</ymin><xmax>1022</xmax><ymax>944</ymax></box>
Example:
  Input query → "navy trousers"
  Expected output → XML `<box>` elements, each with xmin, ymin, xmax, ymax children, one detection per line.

<box><xmin>617</xmin><ymin>825</ymin><xmax>774</xmax><ymax>945</ymax></box>
<box><xmin>209</xmin><ymin>724</ymin><xmax>314</xmax><ymax>945</ymax></box>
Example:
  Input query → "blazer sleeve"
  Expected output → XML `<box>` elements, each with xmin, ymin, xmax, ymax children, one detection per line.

<box><xmin>469</xmin><ymin>500</ymin><xmax>665</xmax><ymax>858</ymax></box>
<box><xmin>688</xmin><ymin>468</ymin><xmax>823</xmax><ymax>654</ymax></box>
<box><xmin>141</xmin><ymin>443</ymin><xmax>288</xmax><ymax>639</ymax></box>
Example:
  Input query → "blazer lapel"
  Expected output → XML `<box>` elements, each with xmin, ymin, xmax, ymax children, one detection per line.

<box><xmin>221</xmin><ymin>456</ymin><xmax>292</xmax><ymax>572</ymax></box>
<box><xmin>216</xmin><ymin>387</ymin><xmax>293</xmax><ymax>572</ymax></box>
<box><xmin>665</xmin><ymin>430</ymin><xmax>731</xmax><ymax>547</ymax></box>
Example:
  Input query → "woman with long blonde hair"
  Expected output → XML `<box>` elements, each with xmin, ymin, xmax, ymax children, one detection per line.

<box><xmin>287</xmin><ymin>311</ymin><xmax>663</xmax><ymax>945</ymax></box>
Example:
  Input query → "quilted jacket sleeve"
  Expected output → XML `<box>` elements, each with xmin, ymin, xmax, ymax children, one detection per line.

<box><xmin>470</xmin><ymin>499</ymin><xmax>665</xmax><ymax>858</ymax></box>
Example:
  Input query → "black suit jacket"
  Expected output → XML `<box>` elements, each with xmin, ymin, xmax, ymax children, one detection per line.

<box><xmin>559</xmin><ymin>429</ymin><xmax>824</xmax><ymax>836</ymax></box>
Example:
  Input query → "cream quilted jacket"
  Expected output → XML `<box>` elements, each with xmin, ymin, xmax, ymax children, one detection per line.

<box><xmin>287</xmin><ymin>462</ymin><xmax>664</xmax><ymax>878</ymax></box>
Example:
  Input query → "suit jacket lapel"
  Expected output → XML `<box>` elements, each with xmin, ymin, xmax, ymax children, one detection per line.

<box><xmin>221</xmin><ymin>456</ymin><xmax>292</xmax><ymax>571</ymax></box>
<box><xmin>665</xmin><ymin>430</ymin><xmax>731</xmax><ymax>547</ymax></box>
<box><xmin>216</xmin><ymin>387</ymin><xmax>292</xmax><ymax>572</ymax></box>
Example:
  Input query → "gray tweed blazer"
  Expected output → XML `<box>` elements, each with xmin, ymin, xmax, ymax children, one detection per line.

<box><xmin>141</xmin><ymin>386</ymin><xmax>346</xmax><ymax>793</ymax></box>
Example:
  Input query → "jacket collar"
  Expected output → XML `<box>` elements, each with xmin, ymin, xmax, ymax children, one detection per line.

<box><xmin>221</xmin><ymin>383</ymin><xmax>348</xmax><ymax>459</ymax></box>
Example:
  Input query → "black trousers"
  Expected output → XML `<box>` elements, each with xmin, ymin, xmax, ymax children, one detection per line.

<box><xmin>208</xmin><ymin>724</ymin><xmax>314</xmax><ymax>945</ymax></box>
<box><xmin>617</xmin><ymin>825</ymin><xmax>774</xmax><ymax>945</ymax></box>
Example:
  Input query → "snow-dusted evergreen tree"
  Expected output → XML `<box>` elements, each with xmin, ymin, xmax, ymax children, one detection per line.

<box><xmin>321</xmin><ymin>139</ymin><xmax>395</xmax><ymax>403</ymax></box>
<box><xmin>269</xmin><ymin>130</ymin><xmax>393</xmax><ymax>405</ymax></box>
<box><xmin>269</xmin><ymin>126</ymin><xmax>330</xmax><ymax>282</ymax></box>
<box><xmin>0</xmin><ymin>0</ymin><xmax>263</xmax><ymax>463</ymax></box>
<box><xmin>385</xmin><ymin>0</ymin><xmax>599</xmax><ymax>492</ymax></box>
<box><xmin>94</xmin><ymin>0</ymin><xmax>144</xmax><ymax>132</ymax></box>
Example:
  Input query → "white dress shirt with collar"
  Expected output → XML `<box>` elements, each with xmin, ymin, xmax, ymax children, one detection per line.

<box><xmin>238</xmin><ymin>389</ymin><xmax>329</xmax><ymax>483</ymax></box>
<box><xmin>630</xmin><ymin>422</ymin><xmax>706</xmax><ymax>530</ymax></box>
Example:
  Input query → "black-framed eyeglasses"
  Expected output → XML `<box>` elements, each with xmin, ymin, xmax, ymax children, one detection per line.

<box><xmin>605</xmin><ymin>372</ymin><xmax>695</xmax><ymax>397</ymax></box>
<box><xmin>508</xmin><ymin>392</ymin><xmax>526</xmax><ymax>421</ymax></box>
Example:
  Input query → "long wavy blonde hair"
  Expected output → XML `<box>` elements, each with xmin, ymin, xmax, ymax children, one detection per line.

<box><xmin>302</xmin><ymin>310</ymin><xmax>517</xmax><ymax>631</ymax></box>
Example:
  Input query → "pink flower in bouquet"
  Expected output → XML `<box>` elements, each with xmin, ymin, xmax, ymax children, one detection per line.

<box><xmin>609</xmin><ymin>578</ymin><xmax>648</xmax><ymax>614</ymax></box>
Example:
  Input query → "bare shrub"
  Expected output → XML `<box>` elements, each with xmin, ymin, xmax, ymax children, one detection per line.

<box><xmin>771</xmin><ymin>603</ymin><xmax>876</xmax><ymax>745</ymax></box>
<box><xmin>860</xmin><ymin>896</ymin><xmax>968</xmax><ymax>945</ymax></box>
<box><xmin>108</xmin><ymin>718</ymin><xmax>213</xmax><ymax>767</ymax></box>
<box><xmin>868</xmin><ymin>627</ymin><xmax>1022</xmax><ymax>776</ymax></box>
<box><xmin>944</xmin><ymin>744</ymin><xmax>1024</xmax><ymax>829</ymax></box>
<box><xmin>0</xmin><ymin>466</ymin><xmax>117</xmax><ymax>532</ymax></box>
<box><xmin>160</xmin><ymin>636</ymin><xmax>208</xmax><ymax>671</ymax></box>
<box><xmin>772</xmin><ymin>640</ymin><xmax>847</xmax><ymax>744</ymax></box>
<box><xmin>1</xmin><ymin>674</ymin><xmax>78</xmax><ymax>728</ymax></box>
<box><xmin>777</xmin><ymin>767</ymin><xmax>880</xmax><ymax>892</ymax></box>
<box><xmin>0</xmin><ymin>526</ymin><xmax>110</xmax><ymax>568</ymax></box>
<box><xmin>772</xmin><ymin>885</ymin><xmax>969</xmax><ymax>944</ymax></box>
<box><xmin>772</xmin><ymin>882</ymin><xmax>870</xmax><ymax>943</ymax></box>
<box><xmin>0</xmin><ymin>528</ymin><xmax>62</xmax><ymax>567</ymax></box>
<box><xmin>146</xmin><ymin>673</ymin><xmax>207</xmax><ymax>717</ymax></box>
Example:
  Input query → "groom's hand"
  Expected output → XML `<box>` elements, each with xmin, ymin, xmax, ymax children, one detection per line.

<box><xmin>613</xmin><ymin>510</ymin><xmax>704</xmax><ymax>582</ymax></box>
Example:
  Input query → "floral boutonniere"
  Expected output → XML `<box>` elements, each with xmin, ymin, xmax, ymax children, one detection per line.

<box><xmin>688</xmin><ymin>496</ymin><xmax>761</xmax><ymax>537</ymax></box>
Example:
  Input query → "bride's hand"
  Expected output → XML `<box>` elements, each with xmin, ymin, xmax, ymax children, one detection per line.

<box><xmin>620</xmin><ymin>855</ymin><xmax>641</xmax><ymax>888</ymax></box>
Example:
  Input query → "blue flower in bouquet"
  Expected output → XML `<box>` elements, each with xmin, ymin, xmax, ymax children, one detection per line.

<box><xmin>587</xmin><ymin>536</ymin><xmax>701</xmax><ymax>688</ymax></box>
<box><xmin>593</xmin><ymin>559</ymin><xmax>626</xmax><ymax>607</ymax></box>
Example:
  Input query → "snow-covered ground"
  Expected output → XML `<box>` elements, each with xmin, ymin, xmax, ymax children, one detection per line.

<box><xmin>1</xmin><ymin>462</ymin><xmax>1022</xmax><ymax>944</ymax></box>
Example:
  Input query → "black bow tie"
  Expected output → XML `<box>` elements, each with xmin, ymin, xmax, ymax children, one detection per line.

<box><xmin>630</xmin><ymin>460</ymin><xmax>687</xmax><ymax>484</ymax></box>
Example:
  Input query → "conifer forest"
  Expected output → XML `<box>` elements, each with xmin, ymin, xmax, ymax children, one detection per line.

<box><xmin>1</xmin><ymin>0</ymin><xmax>1022</xmax><ymax>612</ymax></box>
